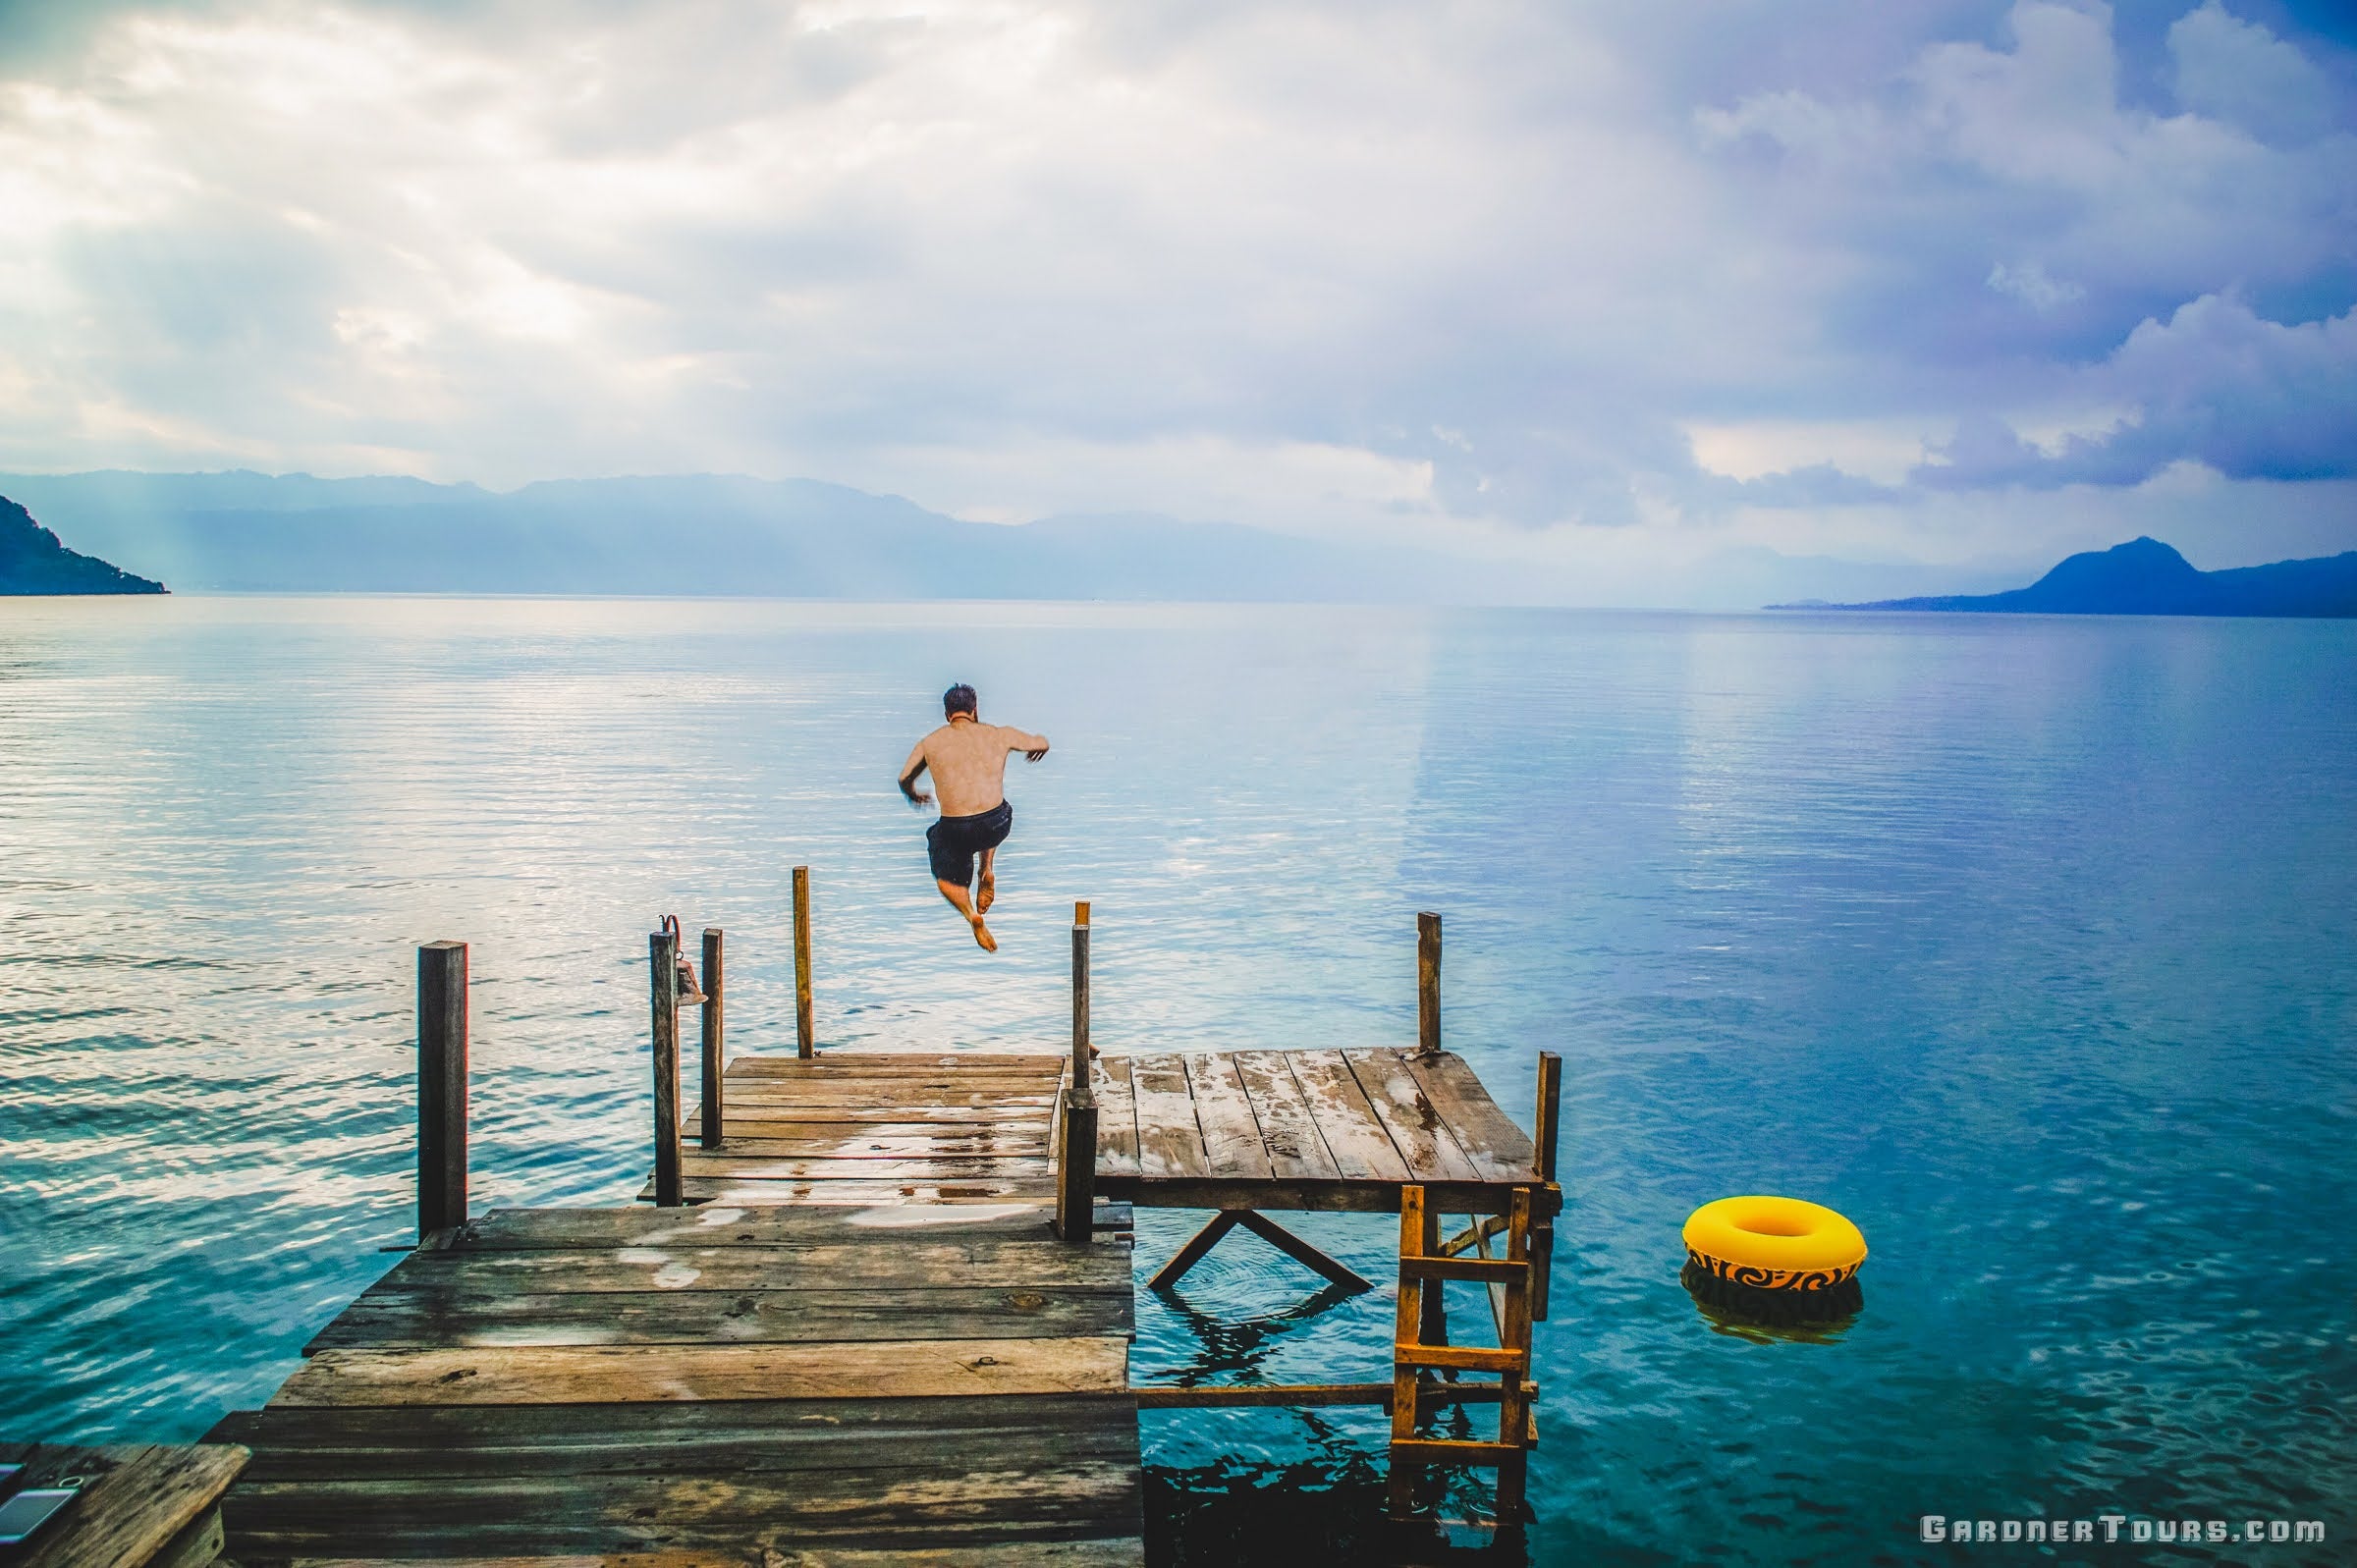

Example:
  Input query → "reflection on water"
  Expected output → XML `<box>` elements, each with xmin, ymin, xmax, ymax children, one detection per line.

<box><xmin>4</xmin><ymin>597</ymin><xmax>2355</xmax><ymax>1566</ymax></box>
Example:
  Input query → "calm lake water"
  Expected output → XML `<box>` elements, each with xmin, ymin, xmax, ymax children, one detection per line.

<box><xmin>3</xmin><ymin>597</ymin><xmax>2353</xmax><ymax>1565</ymax></box>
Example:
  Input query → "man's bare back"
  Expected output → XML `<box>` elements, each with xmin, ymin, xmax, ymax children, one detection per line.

<box><xmin>899</xmin><ymin>684</ymin><xmax>1049</xmax><ymax>951</ymax></box>
<box><xmin>899</xmin><ymin>721</ymin><xmax>1048</xmax><ymax>817</ymax></box>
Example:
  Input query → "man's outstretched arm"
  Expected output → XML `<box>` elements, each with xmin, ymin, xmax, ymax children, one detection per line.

<box><xmin>1007</xmin><ymin>728</ymin><xmax>1050</xmax><ymax>763</ymax></box>
<box><xmin>899</xmin><ymin>740</ymin><xmax>933</xmax><ymax>807</ymax></box>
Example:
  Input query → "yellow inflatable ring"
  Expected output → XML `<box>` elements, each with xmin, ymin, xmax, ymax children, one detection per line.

<box><xmin>1682</xmin><ymin>1196</ymin><xmax>1865</xmax><ymax>1293</ymax></box>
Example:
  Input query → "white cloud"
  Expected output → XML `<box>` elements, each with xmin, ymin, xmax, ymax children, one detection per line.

<box><xmin>0</xmin><ymin>0</ymin><xmax>2349</xmax><ymax>573</ymax></box>
<box><xmin>1988</xmin><ymin>260</ymin><xmax>2085</xmax><ymax>312</ymax></box>
<box><xmin>2169</xmin><ymin>0</ymin><xmax>2339</xmax><ymax>144</ymax></box>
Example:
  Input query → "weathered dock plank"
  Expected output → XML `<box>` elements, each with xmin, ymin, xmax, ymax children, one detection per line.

<box><xmin>273</xmin><ymin>1336</ymin><xmax>1130</xmax><ymax>1406</ymax></box>
<box><xmin>1092</xmin><ymin>1054</ymin><xmax>1141</xmax><ymax>1176</ymax></box>
<box><xmin>221</xmin><ymin>1150</ymin><xmax>1141</xmax><ymax>1563</ymax></box>
<box><xmin>0</xmin><ymin>1441</ymin><xmax>248</xmax><ymax>1568</ymax></box>
<box><xmin>1091</xmin><ymin>1048</ymin><xmax>1545</xmax><ymax>1216</ymax></box>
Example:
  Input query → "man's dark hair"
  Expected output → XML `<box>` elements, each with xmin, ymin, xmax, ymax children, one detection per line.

<box><xmin>943</xmin><ymin>682</ymin><xmax>978</xmax><ymax>718</ymax></box>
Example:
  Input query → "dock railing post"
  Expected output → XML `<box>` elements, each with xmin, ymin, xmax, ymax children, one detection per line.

<box><xmin>1415</xmin><ymin>910</ymin><xmax>1442</xmax><ymax>1061</ymax></box>
<box><xmin>416</xmin><ymin>941</ymin><xmax>468</xmax><ymax>1243</ymax></box>
<box><xmin>649</xmin><ymin>928</ymin><xmax>684</xmax><ymax>1207</ymax></box>
<box><xmin>794</xmin><ymin>865</ymin><xmax>815</xmax><ymax>1059</ymax></box>
<box><xmin>699</xmin><ymin>927</ymin><xmax>725</xmax><ymax>1150</ymax></box>
<box><xmin>1532</xmin><ymin>1049</ymin><xmax>1562</xmax><ymax>1320</ymax></box>
<box><xmin>1058</xmin><ymin>900</ymin><xmax>1096</xmax><ymax>1242</ymax></box>
<box><xmin>1072</xmin><ymin>900</ymin><xmax>1091</xmax><ymax>1078</ymax></box>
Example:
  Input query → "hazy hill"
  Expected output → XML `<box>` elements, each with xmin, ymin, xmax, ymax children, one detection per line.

<box><xmin>1798</xmin><ymin>537</ymin><xmax>2357</xmax><ymax>618</ymax></box>
<box><xmin>0</xmin><ymin>495</ymin><xmax>167</xmax><ymax>595</ymax></box>
<box><xmin>0</xmin><ymin>470</ymin><xmax>1494</xmax><ymax>601</ymax></box>
<box><xmin>1</xmin><ymin>468</ymin><xmax>2043</xmax><ymax>607</ymax></box>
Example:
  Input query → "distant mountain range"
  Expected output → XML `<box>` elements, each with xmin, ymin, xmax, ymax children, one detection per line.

<box><xmin>0</xmin><ymin>495</ymin><xmax>166</xmax><ymax>594</ymax></box>
<box><xmin>8</xmin><ymin>471</ymin><xmax>2345</xmax><ymax>613</ymax></box>
<box><xmin>0</xmin><ymin>468</ymin><xmax>2036</xmax><ymax>609</ymax></box>
<box><xmin>0</xmin><ymin>470</ymin><xmax>1494</xmax><ymax>602</ymax></box>
<box><xmin>1786</xmin><ymin>537</ymin><xmax>2357</xmax><ymax>618</ymax></box>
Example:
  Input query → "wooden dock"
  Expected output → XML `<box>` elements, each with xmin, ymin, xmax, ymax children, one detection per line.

<box><xmin>208</xmin><ymin>1196</ymin><xmax>1141</xmax><ymax>1562</ymax></box>
<box><xmin>194</xmin><ymin>892</ymin><xmax>1560</xmax><ymax>1560</ymax></box>
<box><xmin>0</xmin><ymin>1441</ymin><xmax>247</xmax><ymax>1568</ymax></box>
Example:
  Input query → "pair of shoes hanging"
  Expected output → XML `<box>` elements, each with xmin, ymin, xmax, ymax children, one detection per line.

<box><xmin>660</xmin><ymin>914</ymin><xmax>706</xmax><ymax>1004</ymax></box>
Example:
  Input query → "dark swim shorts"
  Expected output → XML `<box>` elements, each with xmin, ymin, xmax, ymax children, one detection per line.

<box><xmin>926</xmin><ymin>801</ymin><xmax>1013</xmax><ymax>886</ymax></box>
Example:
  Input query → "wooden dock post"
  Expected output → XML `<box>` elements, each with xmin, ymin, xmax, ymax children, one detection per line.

<box><xmin>416</xmin><ymin>941</ymin><xmax>467</xmax><ymax>1243</ymax></box>
<box><xmin>649</xmin><ymin>928</ymin><xmax>683</xmax><ymax>1207</ymax></box>
<box><xmin>1072</xmin><ymin>900</ymin><xmax>1091</xmax><ymax>1074</ymax></box>
<box><xmin>699</xmin><ymin>928</ymin><xmax>725</xmax><ymax>1150</ymax></box>
<box><xmin>794</xmin><ymin>865</ymin><xmax>815</xmax><ymax>1059</ymax></box>
<box><xmin>1057</xmin><ymin>900</ymin><xmax>1096</xmax><ymax>1242</ymax></box>
<box><xmin>1532</xmin><ymin>1050</ymin><xmax>1562</xmax><ymax>1319</ymax></box>
<box><xmin>1415</xmin><ymin>911</ymin><xmax>1442</xmax><ymax>1061</ymax></box>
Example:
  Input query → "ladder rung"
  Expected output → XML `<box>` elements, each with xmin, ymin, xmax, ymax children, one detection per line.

<box><xmin>1395</xmin><ymin>1342</ymin><xmax>1526</xmax><ymax>1373</ymax></box>
<box><xmin>1391</xmin><ymin>1437</ymin><xmax>1525</xmax><ymax>1466</ymax></box>
<box><xmin>1400</xmin><ymin>1256</ymin><xmax>1526</xmax><ymax>1283</ymax></box>
<box><xmin>1411</xmin><ymin>1379</ymin><xmax>1538</xmax><ymax>1410</ymax></box>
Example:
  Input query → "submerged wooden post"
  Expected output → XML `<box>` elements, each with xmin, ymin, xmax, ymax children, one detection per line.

<box><xmin>416</xmin><ymin>941</ymin><xmax>468</xmax><ymax>1242</ymax></box>
<box><xmin>649</xmin><ymin>928</ymin><xmax>683</xmax><ymax>1207</ymax></box>
<box><xmin>1058</xmin><ymin>900</ymin><xmax>1096</xmax><ymax>1242</ymax></box>
<box><xmin>699</xmin><ymin>927</ymin><xmax>725</xmax><ymax>1150</ymax></box>
<box><xmin>1415</xmin><ymin>911</ymin><xmax>1442</xmax><ymax>1061</ymax></box>
<box><xmin>794</xmin><ymin>865</ymin><xmax>815</xmax><ymax>1059</ymax></box>
<box><xmin>1531</xmin><ymin>1050</ymin><xmax>1562</xmax><ymax>1320</ymax></box>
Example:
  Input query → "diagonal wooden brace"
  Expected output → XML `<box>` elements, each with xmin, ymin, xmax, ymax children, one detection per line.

<box><xmin>1148</xmin><ymin>1208</ymin><xmax>1374</xmax><ymax>1294</ymax></box>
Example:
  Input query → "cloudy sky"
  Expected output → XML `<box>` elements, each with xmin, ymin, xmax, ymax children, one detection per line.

<box><xmin>3</xmin><ymin>0</ymin><xmax>2354</xmax><ymax>588</ymax></box>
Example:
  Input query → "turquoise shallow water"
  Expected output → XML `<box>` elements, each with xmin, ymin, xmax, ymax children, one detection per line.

<box><xmin>2</xmin><ymin>597</ymin><xmax>2352</xmax><ymax>1565</ymax></box>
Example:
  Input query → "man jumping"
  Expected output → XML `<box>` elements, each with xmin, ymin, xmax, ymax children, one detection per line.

<box><xmin>898</xmin><ymin>683</ymin><xmax>1050</xmax><ymax>951</ymax></box>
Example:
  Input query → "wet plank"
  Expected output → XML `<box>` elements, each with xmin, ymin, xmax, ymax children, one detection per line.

<box><xmin>221</xmin><ymin>1462</ymin><xmax>1139</xmax><ymax>1557</ymax></box>
<box><xmin>1283</xmin><ymin>1052</ymin><xmax>1413</xmax><ymax>1182</ymax></box>
<box><xmin>719</xmin><ymin>1086</ymin><xmax>1060</xmax><ymax>1108</ymax></box>
<box><xmin>676</xmin><ymin>1155</ymin><xmax>1053</xmax><ymax>1181</ymax></box>
<box><xmin>308</xmin><ymin>1285</ymin><xmax>1131</xmax><ymax>1351</ymax></box>
<box><xmin>731</xmin><ymin>1052</ymin><xmax>1065</xmax><ymax>1070</ymax></box>
<box><xmin>1126</xmin><ymin>1054</ymin><xmax>1209</xmax><ymax>1179</ymax></box>
<box><xmin>212</xmin><ymin>1393</ymin><xmax>1137</xmax><ymax>1481</ymax></box>
<box><xmin>668</xmin><ymin>1177</ymin><xmax>1053</xmax><ymax>1206</ymax></box>
<box><xmin>1180</xmin><ymin>1053</ymin><xmax>1275</xmax><ymax>1179</ymax></box>
<box><xmin>1340</xmin><ymin>1050</ymin><xmax>1481</xmax><ymax>1183</ymax></box>
<box><xmin>1231</xmin><ymin>1052</ymin><xmax>1343</xmax><ymax>1181</ymax></box>
<box><xmin>272</xmin><ymin>1336</ymin><xmax>1131</xmax><ymax>1407</ymax></box>
<box><xmin>1092</xmin><ymin>1055</ymin><xmax>1140</xmax><ymax>1177</ymax></box>
<box><xmin>1386</xmin><ymin>1048</ymin><xmax>1539</xmax><ymax>1182</ymax></box>
<box><xmin>695</xmin><ymin>1132</ymin><xmax>1051</xmax><ymax>1158</ymax></box>
<box><xmin>239</xmin><ymin>1538</ymin><xmax>1143</xmax><ymax>1565</ymax></box>
<box><xmin>355</xmin><ymin>1238</ymin><xmax>1127</xmax><ymax>1293</ymax></box>
<box><xmin>1093</xmin><ymin>1174</ymin><xmax>1525</xmax><ymax>1215</ymax></box>
<box><xmin>455</xmin><ymin>1204</ymin><xmax>1065</xmax><ymax>1249</ymax></box>
<box><xmin>1</xmin><ymin>1442</ymin><xmax>248</xmax><ymax>1568</ymax></box>
<box><xmin>694</xmin><ymin>1104</ymin><xmax>1051</xmax><ymax>1125</ymax></box>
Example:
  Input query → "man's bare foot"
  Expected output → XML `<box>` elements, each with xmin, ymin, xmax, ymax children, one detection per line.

<box><xmin>976</xmin><ymin>873</ymin><xmax>995</xmax><ymax>914</ymax></box>
<box><xmin>970</xmin><ymin>916</ymin><xmax>998</xmax><ymax>952</ymax></box>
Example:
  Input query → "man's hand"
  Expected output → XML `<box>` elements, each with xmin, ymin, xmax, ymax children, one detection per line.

<box><xmin>1024</xmin><ymin>748</ymin><xmax>1047</xmax><ymax>762</ymax></box>
<box><xmin>907</xmin><ymin>788</ymin><xmax>933</xmax><ymax>809</ymax></box>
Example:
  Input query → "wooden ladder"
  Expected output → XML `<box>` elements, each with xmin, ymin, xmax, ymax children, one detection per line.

<box><xmin>1388</xmin><ymin>1183</ymin><xmax>1536</xmax><ymax>1523</ymax></box>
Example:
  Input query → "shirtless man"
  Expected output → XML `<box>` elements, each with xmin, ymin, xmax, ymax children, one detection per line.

<box><xmin>898</xmin><ymin>683</ymin><xmax>1050</xmax><ymax>951</ymax></box>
